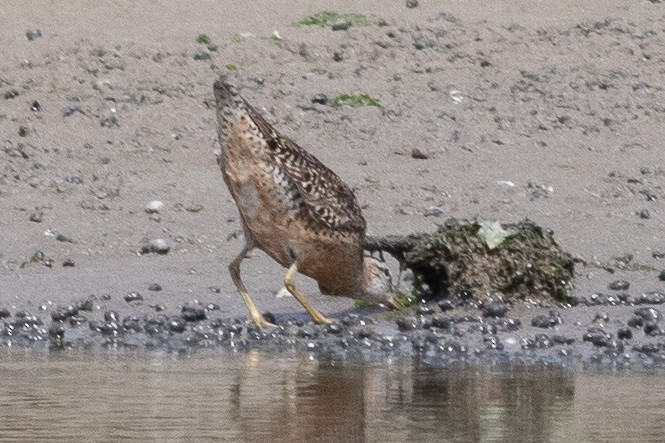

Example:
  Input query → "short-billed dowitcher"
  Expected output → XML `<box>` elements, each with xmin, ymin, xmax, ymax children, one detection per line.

<box><xmin>213</xmin><ymin>76</ymin><xmax>397</xmax><ymax>328</ymax></box>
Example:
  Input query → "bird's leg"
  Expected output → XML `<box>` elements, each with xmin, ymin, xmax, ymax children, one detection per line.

<box><xmin>284</xmin><ymin>260</ymin><xmax>334</xmax><ymax>325</ymax></box>
<box><xmin>229</xmin><ymin>242</ymin><xmax>276</xmax><ymax>328</ymax></box>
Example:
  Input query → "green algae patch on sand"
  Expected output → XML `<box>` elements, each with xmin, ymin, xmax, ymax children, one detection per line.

<box><xmin>366</xmin><ymin>219</ymin><xmax>576</xmax><ymax>302</ymax></box>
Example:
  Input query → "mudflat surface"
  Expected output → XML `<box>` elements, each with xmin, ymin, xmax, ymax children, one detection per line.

<box><xmin>1</xmin><ymin>1</ymin><xmax>665</xmax><ymax>365</ymax></box>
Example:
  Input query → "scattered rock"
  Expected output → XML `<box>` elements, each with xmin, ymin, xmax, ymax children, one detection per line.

<box><xmin>483</xmin><ymin>302</ymin><xmax>509</xmax><ymax>318</ymax></box>
<box><xmin>29</xmin><ymin>211</ymin><xmax>43</xmax><ymax>223</ymax></box>
<box><xmin>4</xmin><ymin>89</ymin><xmax>19</xmax><ymax>99</ymax></box>
<box><xmin>144</xmin><ymin>200</ymin><xmax>164</xmax><ymax>214</ymax></box>
<box><xmin>181</xmin><ymin>306</ymin><xmax>207</xmax><ymax>322</ymax></box>
<box><xmin>141</xmin><ymin>238</ymin><xmax>170</xmax><ymax>255</ymax></box>
<box><xmin>411</xmin><ymin>148</ymin><xmax>430</xmax><ymax>159</ymax></box>
<box><xmin>406</xmin><ymin>0</ymin><xmax>419</xmax><ymax>8</ymax></box>
<box><xmin>62</xmin><ymin>259</ymin><xmax>75</xmax><ymax>267</ymax></box>
<box><xmin>423</xmin><ymin>206</ymin><xmax>443</xmax><ymax>217</ymax></box>
<box><xmin>148</xmin><ymin>283</ymin><xmax>162</xmax><ymax>291</ymax></box>
<box><xmin>634</xmin><ymin>307</ymin><xmax>661</xmax><ymax>322</ymax></box>
<box><xmin>25</xmin><ymin>29</ymin><xmax>42</xmax><ymax>41</ymax></box>
<box><xmin>608</xmin><ymin>279</ymin><xmax>630</xmax><ymax>291</ymax></box>
<box><xmin>193</xmin><ymin>49</ymin><xmax>211</xmax><ymax>60</ymax></box>
<box><xmin>658</xmin><ymin>270</ymin><xmax>665</xmax><ymax>281</ymax></box>
<box><xmin>311</xmin><ymin>93</ymin><xmax>329</xmax><ymax>105</ymax></box>
<box><xmin>124</xmin><ymin>292</ymin><xmax>144</xmax><ymax>303</ymax></box>
<box><xmin>531</xmin><ymin>310</ymin><xmax>563</xmax><ymax>329</ymax></box>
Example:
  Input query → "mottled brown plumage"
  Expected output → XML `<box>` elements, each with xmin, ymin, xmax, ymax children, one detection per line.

<box><xmin>213</xmin><ymin>76</ymin><xmax>395</xmax><ymax>328</ymax></box>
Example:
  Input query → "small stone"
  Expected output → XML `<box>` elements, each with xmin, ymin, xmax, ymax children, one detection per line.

<box><xmin>104</xmin><ymin>311</ymin><xmax>120</xmax><ymax>322</ymax></box>
<box><xmin>56</xmin><ymin>234</ymin><xmax>74</xmax><ymax>243</ymax></box>
<box><xmin>331</xmin><ymin>19</ymin><xmax>352</xmax><ymax>31</ymax></box>
<box><xmin>124</xmin><ymin>292</ymin><xmax>144</xmax><ymax>303</ymax></box>
<box><xmin>483</xmin><ymin>302</ymin><xmax>509</xmax><ymax>318</ymax></box>
<box><xmin>411</xmin><ymin>148</ymin><xmax>429</xmax><ymax>159</ymax></box>
<box><xmin>31</xmin><ymin>101</ymin><xmax>41</xmax><ymax>112</ymax></box>
<box><xmin>416</xmin><ymin>305</ymin><xmax>434</xmax><ymax>316</ymax></box>
<box><xmin>424</xmin><ymin>206</ymin><xmax>443</xmax><ymax>217</ymax></box>
<box><xmin>263</xmin><ymin>312</ymin><xmax>276</xmax><ymax>325</ymax></box>
<box><xmin>653</xmin><ymin>251</ymin><xmax>665</xmax><ymax>259</ymax></box>
<box><xmin>168</xmin><ymin>316</ymin><xmax>186</xmax><ymax>333</ymax></box>
<box><xmin>658</xmin><ymin>270</ymin><xmax>665</xmax><ymax>281</ymax></box>
<box><xmin>193</xmin><ymin>49</ymin><xmax>210</xmax><ymax>60</ymax></box>
<box><xmin>531</xmin><ymin>311</ymin><xmax>562</xmax><ymax>329</ymax></box>
<box><xmin>634</xmin><ymin>307</ymin><xmax>661</xmax><ymax>321</ymax></box>
<box><xmin>62</xmin><ymin>258</ymin><xmax>75</xmax><ymax>267</ymax></box>
<box><xmin>63</xmin><ymin>105</ymin><xmax>81</xmax><ymax>117</ymax></box>
<box><xmin>185</xmin><ymin>203</ymin><xmax>204</xmax><ymax>213</ymax></box>
<box><xmin>582</xmin><ymin>327</ymin><xmax>611</xmax><ymax>347</ymax></box>
<box><xmin>148</xmin><ymin>283</ymin><xmax>162</xmax><ymax>291</ymax></box>
<box><xmin>396</xmin><ymin>316</ymin><xmax>419</xmax><ymax>331</ymax></box>
<box><xmin>141</xmin><ymin>238</ymin><xmax>170</xmax><ymax>255</ymax></box>
<box><xmin>644</xmin><ymin>321</ymin><xmax>660</xmax><ymax>336</ymax></box>
<box><xmin>438</xmin><ymin>299</ymin><xmax>455</xmax><ymax>311</ymax></box>
<box><xmin>144</xmin><ymin>200</ymin><xmax>164</xmax><ymax>214</ymax></box>
<box><xmin>638</xmin><ymin>209</ymin><xmax>651</xmax><ymax>219</ymax></box>
<box><xmin>181</xmin><ymin>306</ymin><xmax>207</xmax><ymax>322</ymax></box>
<box><xmin>26</xmin><ymin>29</ymin><xmax>42</xmax><ymax>41</ymax></box>
<box><xmin>18</xmin><ymin>126</ymin><xmax>29</xmax><ymax>137</ymax></box>
<box><xmin>617</xmin><ymin>327</ymin><xmax>633</xmax><ymax>340</ymax></box>
<box><xmin>311</xmin><ymin>93</ymin><xmax>328</xmax><ymax>105</ymax></box>
<box><xmin>4</xmin><ymin>89</ymin><xmax>19</xmax><ymax>99</ymax></box>
<box><xmin>0</xmin><ymin>308</ymin><xmax>10</xmax><ymax>319</ymax></box>
<box><xmin>29</xmin><ymin>211</ymin><xmax>43</xmax><ymax>223</ymax></box>
<box><xmin>406</xmin><ymin>0</ymin><xmax>419</xmax><ymax>8</ymax></box>
<box><xmin>608</xmin><ymin>279</ymin><xmax>630</xmax><ymax>291</ymax></box>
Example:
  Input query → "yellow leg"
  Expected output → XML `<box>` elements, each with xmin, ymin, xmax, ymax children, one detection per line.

<box><xmin>229</xmin><ymin>243</ymin><xmax>276</xmax><ymax>328</ymax></box>
<box><xmin>284</xmin><ymin>261</ymin><xmax>334</xmax><ymax>325</ymax></box>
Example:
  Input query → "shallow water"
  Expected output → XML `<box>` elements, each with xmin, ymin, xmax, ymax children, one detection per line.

<box><xmin>0</xmin><ymin>351</ymin><xmax>663</xmax><ymax>443</ymax></box>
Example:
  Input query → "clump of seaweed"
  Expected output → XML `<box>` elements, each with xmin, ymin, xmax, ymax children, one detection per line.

<box><xmin>365</xmin><ymin>219</ymin><xmax>575</xmax><ymax>302</ymax></box>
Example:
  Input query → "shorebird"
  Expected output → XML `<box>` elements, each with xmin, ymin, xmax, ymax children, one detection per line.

<box><xmin>213</xmin><ymin>76</ymin><xmax>397</xmax><ymax>328</ymax></box>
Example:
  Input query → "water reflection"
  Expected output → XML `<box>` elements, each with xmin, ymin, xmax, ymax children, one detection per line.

<box><xmin>0</xmin><ymin>351</ymin><xmax>662</xmax><ymax>442</ymax></box>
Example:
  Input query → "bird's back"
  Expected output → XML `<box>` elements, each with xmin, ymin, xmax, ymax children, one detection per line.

<box><xmin>213</xmin><ymin>77</ymin><xmax>368</xmax><ymax>294</ymax></box>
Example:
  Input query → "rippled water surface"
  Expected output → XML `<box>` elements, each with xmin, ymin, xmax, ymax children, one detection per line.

<box><xmin>1</xmin><ymin>351</ymin><xmax>664</xmax><ymax>442</ymax></box>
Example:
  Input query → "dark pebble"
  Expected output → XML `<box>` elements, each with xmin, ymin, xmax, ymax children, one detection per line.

<box><xmin>582</xmin><ymin>327</ymin><xmax>611</xmax><ymax>347</ymax></box>
<box><xmin>51</xmin><ymin>305</ymin><xmax>79</xmax><ymax>321</ymax></box>
<box><xmin>430</xmin><ymin>315</ymin><xmax>452</xmax><ymax>329</ymax></box>
<box><xmin>638</xmin><ymin>209</ymin><xmax>651</xmax><ymax>219</ymax></box>
<box><xmin>639</xmin><ymin>291</ymin><xmax>665</xmax><ymax>304</ymax></box>
<box><xmin>644</xmin><ymin>321</ymin><xmax>661</xmax><ymax>336</ymax></box>
<box><xmin>608</xmin><ymin>279</ymin><xmax>630</xmax><ymax>291</ymax></box>
<box><xmin>482</xmin><ymin>302</ymin><xmax>509</xmax><ymax>318</ymax></box>
<box><xmin>167</xmin><ymin>316</ymin><xmax>186</xmax><ymax>333</ymax></box>
<box><xmin>438</xmin><ymin>299</ymin><xmax>455</xmax><ymax>312</ymax></box>
<box><xmin>4</xmin><ymin>89</ymin><xmax>19</xmax><ymax>99</ymax></box>
<box><xmin>63</xmin><ymin>105</ymin><xmax>81</xmax><ymax>117</ymax></box>
<box><xmin>48</xmin><ymin>324</ymin><xmax>65</xmax><ymax>339</ymax></box>
<box><xmin>534</xmin><ymin>334</ymin><xmax>553</xmax><ymax>348</ymax></box>
<box><xmin>406</xmin><ymin>0</ymin><xmax>419</xmax><ymax>8</ymax></box>
<box><xmin>311</xmin><ymin>93</ymin><xmax>328</xmax><ymax>105</ymax></box>
<box><xmin>627</xmin><ymin>316</ymin><xmax>644</xmax><ymax>328</ymax></box>
<box><xmin>633</xmin><ymin>343</ymin><xmax>662</xmax><ymax>355</ymax></box>
<box><xmin>26</xmin><ymin>29</ymin><xmax>42</xmax><ymax>41</ymax></box>
<box><xmin>411</xmin><ymin>148</ymin><xmax>429</xmax><ymax>159</ymax></box>
<box><xmin>658</xmin><ymin>270</ymin><xmax>665</xmax><ymax>281</ymax></box>
<box><xmin>148</xmin><ymin>283</ymin><xmax>162</xmax><ymax>291</ymax></box>
<box><xmin>101</xmin><ymin>294</ymin><xmax>112</xmax><ymax>301</ymax></box>
<box><xmin>484</xmin><ymin>336</ymin><xmax>503</xmax><ymax>350</ymax></box>
<box><xmin>29</xmin><ymin>211</ymin><xmax>43</xmax><ymax>223</ymax></box>
<box><xmin>531</xmin><ymin>310</ymin><xmax>562</xmax><ymax>328</ymax></box>
<box><xmin>76</xmin><ymin>297</ymin><xmax>94</xmax><ymax>312</ymax></box>
<box><xmin>552</xmin><ymin>335</ymin><xmax>575</xmax><ymax>345</ymax></box>
<box><xmin>122</xmin><ymin>316</ymin><xmax>142</xmax><ymax>332</ymax></box>
<box><xmin>55</xmin><ymin>234</ymin><xmax>74</xmax><ymax>243</ymax></box>
<box><xmin>193</xmin><ymin>48</ymin><xmax>210</xmax><ymax>60</ymax></box>
<box><xmin>69</xmin><ymin>315</ymin><xmax>87</xmax><ymax>327</ymax></box>
<box><xmin>634</xmin><ymin>307</ymin><xmax>661</xmax><ymax>321</ymax></box>
<box><xmin>154</xmin><ymin>304</ymin><xmax>166</xmax><ymax>312</ymax></box>
<box><xmin>124</xmin><ymin>292</ymin><xmax>144</xmax><ymax>303</ymax></box>
<box><xmin>104</xmin><ymin>311</ymin><xmax>120</xmax><ymax>322</ymax></box>
<box><xmin>617</xmin><ymin>327</ymin><xmax>633</xmax><ymax>340</ymax></box>
<box><xmin>0</xmin><ymin>308</ymin><xmax>10</xmax><ymax>319</ymax></box>
<box><xmin>62</xmin><ymin>258</ymin><xmax>75</xmax><ymax>267</ymax></box>
<box><xmin>206</xmin><ymin>303</ymin><xmax>221</xmax><ymax>311</ymax></box>
<box><xmin>396</xmin><ymin>316</ymin><xmax>419</xmax><ymax>332</ymax></box>
<box><xmin>458</xmin><ymin>289</ymin><xmax>474</xmax><ymax>300</ymax></box>
<box><xmin>181</xmin><ymin>306</ymin><xmax>207</xmax><ymax>322</ymax></box>
<box><xmin>31</xmin><ymin>101</ymin><xmax>41</xmax><ymax>112</ymax></box>
<box><xmin>653</xmin><ymin>251</ymin><xmax>665</xmax><ymax>259</ymax></box>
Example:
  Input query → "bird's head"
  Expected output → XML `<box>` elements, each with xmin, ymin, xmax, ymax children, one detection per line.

<box><xmin>360</xmin><ymin>255</ymin><xmax>402</xmax><ymax>309</ymax></box>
